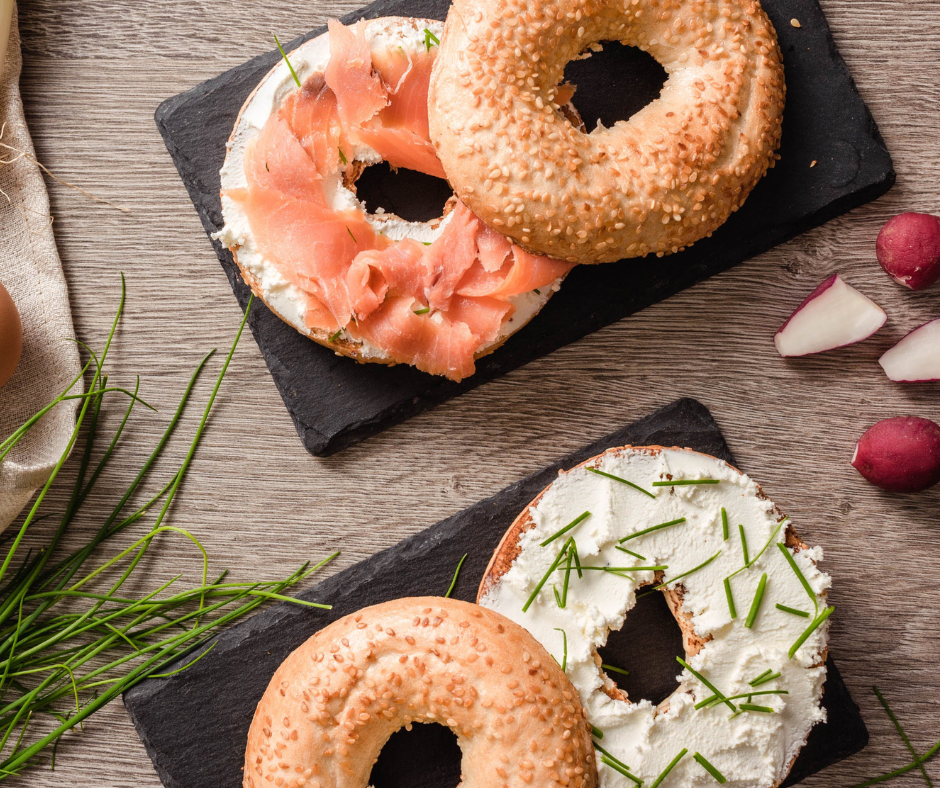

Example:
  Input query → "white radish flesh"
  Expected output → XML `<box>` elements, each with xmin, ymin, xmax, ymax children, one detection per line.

<box><xmin>774</xmin><ymin>274</ymin><xmax>887</xmax><ymax>357</ymax></box>
<box><xmin>879</xmin><ymin>318</ymin><xmax>940</xmax><ymax>382</ymax></box>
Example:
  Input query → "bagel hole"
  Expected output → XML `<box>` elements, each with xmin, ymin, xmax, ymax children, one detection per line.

<box><xmin>369</xmin><ymin>722</ymin><xmax>461</xmax><ymax>788</ymax></box>
<box><xmin>353</xmin><ymin>161</ymin><xmax>453</xmax><ymax>223</ymax></box>
<box><xmin>562</xmin><ymin>41</ymin><xmax>667</xmax><ymax>132</ymax></box>
<box><xmin>596</xmin><ymin>589</ymin><xmax>684</xmax><ymax>706</ymax></box>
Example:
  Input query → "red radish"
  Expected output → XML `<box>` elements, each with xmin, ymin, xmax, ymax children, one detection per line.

<box><xmin>879</xmin><ymin>318</ymin><xmax>940</xmax><ymax>382</ymax></box>
<box><xmin>852</xmin><ymin>416</ymin><xmax>940</xmax><ymax>492</ymax></box>
<box><xmin>876</xmin><ymin>212</ymin><xmax>940</xmax><ymax>291</ymax></box>
<box><xmin>774</xmin><ymin>274</ymin><xmax>887</xmax><ymax>357</ymax></box>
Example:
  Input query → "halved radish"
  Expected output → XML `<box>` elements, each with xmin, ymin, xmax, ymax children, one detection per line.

<box><xmin>774</xmin><ymin>274</ymin><xmax>887</xmax><ymax>357</ymax></box>
<box><xmin>879</xmin><ymin>318</ymin><xmax>940</xmax><ymax>382</ymax></box>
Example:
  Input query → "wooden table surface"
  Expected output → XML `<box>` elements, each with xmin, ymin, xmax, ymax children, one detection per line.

<box><xmin>9</xmin><ymin>0</ymin><xmax>940</xmax><ymax>784</ymax></box>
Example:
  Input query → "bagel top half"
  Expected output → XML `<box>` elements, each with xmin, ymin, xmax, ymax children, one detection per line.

<box><xmin>429</xmin><ymin>0</ymin><xmax>785</xmax><ymax>264</ymax></box>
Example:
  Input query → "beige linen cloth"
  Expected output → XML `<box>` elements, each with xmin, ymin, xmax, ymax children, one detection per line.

<box><xmin>0</xmin><ymin>4</ymin><xmax>81</xmax><ymax>529</ymax></box>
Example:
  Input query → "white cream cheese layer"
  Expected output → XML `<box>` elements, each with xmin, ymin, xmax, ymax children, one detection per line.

<box><xmin>480</xmin><ymin>448</ymin><xmax>831</xmax><ymax>788</ymax></box>
<box><xmin>216</xmin><ymin>18</ymin><xmax>559</xmax><ymax>357</ymax></box>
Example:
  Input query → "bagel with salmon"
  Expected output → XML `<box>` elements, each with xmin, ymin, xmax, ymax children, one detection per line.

<box><xmin>243</xmin><ymin>597</ymin><xmax>598</xmax><ymax>788</ymax></box>
<box><xmin>217</xmin><ymin>18</ymin><xmax>575</xmax><ymax>382</ymax></box>
<box><xmin>429</xmin><ymin>0</ymin><xmax>785</xmax><ymax>263</ymax></box>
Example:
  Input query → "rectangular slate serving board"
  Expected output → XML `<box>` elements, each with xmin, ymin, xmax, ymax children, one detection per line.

<box><xmin>124</xmin><ymin>398</ymin><xmax>868</xmax><ymax>788</ymax></box>
<box><xmin>155</xmin><ymin>0</ymin><xmax>894</xmax><ymax>457</ymax></box>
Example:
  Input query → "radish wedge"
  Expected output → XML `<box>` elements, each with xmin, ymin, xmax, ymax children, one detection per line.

<box><xmin>774</xmin><ymin>274</ymin><xmax>887</xmax><ymax>357</ymax></box>
<box><xmin>879</xmin><ymin>318</ymin><xmax>940</xmax><ymax>382</ymax></box>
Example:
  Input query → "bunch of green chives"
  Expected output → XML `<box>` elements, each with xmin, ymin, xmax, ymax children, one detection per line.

<box><xmin>0</xmin><ymin>279</ymin><xmax>335</xmax><ymax>779</ymax></box>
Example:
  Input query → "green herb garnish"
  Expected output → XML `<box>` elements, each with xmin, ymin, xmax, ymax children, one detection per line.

<box><xmin>602</xmin><ymin>663</ymin><xmax>630</xmax><ymax>677</ymax></box>
<box><xmin>696</xmin><ymin>689</ymin><xmax>788</xmax><ymax>710</ymax></box>
<box><xmin>591</xmin><ymin>724</ymin><xmax>604</xmax><ymax>740</ymax></box>
<box><xmin>744</xmin><ymin>573</ymin><xmax>767</xmax><ymax>629</ymax></box>
<box><xmin>738</xmin><ymin>524</ymin><xmax>749</xmax><ymax>565</ymax></box>
<box><xmin>541</xmin><ymin>511</ymin><xmax>591</xmax><ymax>546</ymax></box>
<box><xmin>413</xmin><ymin>306</ymin><xmax>430</xmax><ymax>315</ymax></box>
<box><xmin>652</xmin><ymin>479</ymin><xmax>719</xmax><ymax>487</ymax></box>
<box><xmin>653</xmin><ymin>550</ymin><xmax>720</xmax><ymax>591</ymax></box>
<box><xmin>346</xmin><ymin>226</ymin><xmax>357</xmax><ymax>243</ymax></box>
<box><xmin>523</xmin><ymin>537</ymin><xmax>574</xmax><ymax>612</ymax></box>
<box><xmin>677</xmin><ymin>657</ymin><xmax>735</xmax><ymax>712</ymax></box>
<box><xmin>328</xmin><ymin>328</ymin><xmax>343</xmax><ymax>343</ymax></box>
<box><xmin>616</xmin><ymin>546</ymin><xmax>647</xmax><ymax>560</ymax></box>
<box><xmin>789</xmin><ymin>606</ymin><xmax>833</xmax><ymax>659</ymax></box>
<box><xmin>594</xmin><ymin>741</ymin><xmax>641</xmax><ymax>785</ymax></box>
<box><xmin>534</xmin><ymin>288</ymin><xmax>541</xmax><ymax>294</ymax></box>
<box><xmin>274</xmin><ymin>34</ymin><xmax>302</xmax><ymax>88</ymax></box>
<box><xmin>694</xmin><ymin>752</ymin><xmax>727</xmax><ymax>784</ymax></box>
<box><xmin>849</xmin><ymin>739</ymin><xmax>940</xmax><ymax>788</ymax></box>
<box><xmin>423</xmin><ymin>28</ymin><xmax>440</xmax><ymax>51</ymax></box>
<box><xmin>727</xmin><ymin>519</ymin><xmax>788</xmax><ymax>580</ymax></box>
<box><xmin>724</xmin><ymin>577</ymin><xmax>737</xmax><ymax>619</ymax></box>
<box><xmin>748</xmin><ymin>669</ymin><xmax>781</xmax><ymax>687</ymax></box>
<box><xmin>586</xmin><ymin>467</ymin><xmax>655</xmax><ymax>498</ymax></box>
<box><xmin>619</xmin><ymin>518</ymin><xmax>686</xmax><ymax>543</ymax></box>
<box><xmin>873</xmin><ymin>686</ymin><xmax>934</xmax><ymax>788</ymax></box>
<box><xmin>338</xmin><ymin>147</ymin><xmax>348</xmax><ymax>165</ymax></box>
<box><xmin>776</xmin><ymin>542</ymin><xmax>818</xmax><ymax>612</ymax></box>
<box><xmin>651</xmin><ymin>748</ymin><xmax>688</xmax><ymax>788</ymax></box>
<box><xmin>444</xmin><ymin>554</ymin><xmax>467</xmax><ymax>598</ymax></box>
<box><xmin>739</xmin><ymin>703</ymin><xmax>774</xmax><ymax>713</ymax></box>
<box><xmin>776</xmin><ymin>603</ymin><xmax>810</xmax><ymax>618</ymax></box>
<box><xmin>721</xmin><ymin>508</ymin><xmax>729</xmax><ymax>540</ymax></box>
<box><xmin>552</xmin><ymin>628</ymin><xmax>567</xmax><ymax>672</ymax></box>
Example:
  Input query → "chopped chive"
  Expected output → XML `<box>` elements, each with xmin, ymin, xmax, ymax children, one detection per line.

<box><xmin>558</xmin><ymin>546</ymin><xmax>574</xmax><ymax>608</ymax></box>
<box><xmin>602</xmin><ymin>663</ymin><xmax>630</xmax><ymax>677</ymax></box>
<box><xmin>421</xmin><ymin>241</ymin><xmax>433</xmax><ymax>246</ymax></box>
<box><xmin>590</xmin><ymin>724</ymin><xmax>604</xmax><ymax>740</ymax></box>
<box><xmin>849</xmin><ymin>738</ymin><xmax>940</xmax><ymax>788</ymax></box>
<box><xmin>572</xmin><ymin>565</ymin><xmax>667</xmax><ymax>573</ymax></box>
<box><xmin>651</xmin><ymin>748</ymin><xmax>688</xmax><ymax>788</ymax></box>
<box><xmin>776</xmin><ymin>543</ymin><xmax>817</xmax><ymax>609</ymax></box>
<box><xmin>776</xmin><ymin>603</ymin><xmax>810</xmax><ymax>618</ymax></box>
<box><xmin>413</xmin><ymin>306</ymin><xmax>430</xmax><ymax>315</ymax></box>
<box><xmin>620</xmin><ymin>518</ymin><xmax>686</xmax><ymax>543</ymax></box>
<box><xmin>677</xmin><ymin>657</ymin><xmax>735</xmax><ymax>712</ymax></box>
<box><xmin>444</xmin><ymin>553</ymin><xmax>467</xmax><ymax>598</ymax></box>
<box><xmin>570</xmin><ymin>538</ymin><xmax>583</xmax><ymax>579</ymax></box>
<box><xmin>728</xmin><ymin>519</ymin><xmax>788</xmax><ymax>580</ymax></box>
<box><xmin>522</xmin><ymin>538</ymin><xmax>573</xmax><ymax>612</ymax></box>
<box><xmin>724</xmin><ymin>577</ymin><xmax>736</xmax><ymax>619</ymax></box>
<box><xmin>694</xmin><ymin>753</ymin><xmax>727</xmax><ymax>784</ymax></box>
<box><xmin>541</xmin><ymin>511</ymin><xmax>591</xmax><ymax>547</ymax></box>
<box><xmin>789</xmin><ymin>606</ymin><xmax>834</xmax><ymax>659</ymax></box>
<box><xmin>744</xmin><ymin>573</ymin><xmax>767</xmax><ymax>629</ymax></box>
<box><xmin>695</xmin><ymin>689</ymin><xmax>788</xmax><ymax>709</ymax></box>
<box><xmin>652</xmin><ymin>479</ymin><xmax>719</xmax><ymax>487</ymax></box>
<box><xmin>873</xmin><ymin>686</ymin><xmax>934</xmax><ymax>788</ymax></box>
<box><xmin>616</xmin><ymin>546</ymin><xmax>647</xmax><ymax>560</ymax></box>
<box><xmin>423</xmin><ymin>28</ymin><xmax>440</xmax><ymax>51</ymax></box>
<box><xmin>328</xmin><ymin>328</ymin><xmax>343</xmax><ymax>343</ymax></box>
<box><xmin>586</xmin><ymin>467</ymin><xmax>656</xmax><ymax>498</ymax></box>
<box><xmin>553</xmin><ymin>585</ymin><xmax>563</xmax><ymax>607</ymax></box>
<box><xmin>601</xmin><ymin>755</ymin><xmax>643</xmax><ymax>785</ymax></box>
<box><xmin>553</xmin><ymin>628</ymin><xmax>567</xmax><ymax>672</ymax></box>
<box><xmin>653</xmin><ymin>550</ymin><xmax>720</xmax><ymax>591</ymax></box>
<box><xmin>273</xmin><ymin>34</ymin><xmax>302</xmax><ymax>88</ymax></box>
<box><xmin>739</xmin><ymin>524</ymin><xmax>749</xmax><ymax>565</ymax></box>
<box><xmin>721</xmin><ymin>508</ymin><xmax>729</xmax><ymax>540</ymax></box>
<box><xmin>534</xmin><ymin>288</ymin><xmax>541</xmax><ymax>295</ymax></box>
<box><xmin>338</xmin><ymin>147</ymin><xmax>348</xmax><ymax>165</ymax></box>
<box><xmin>749</xmin><ymin>671</ymin><xmax>782</xmax><ymax>687</ymax></box>
<box><xmin>740</xmin><ymin>703</ymin><xmax>774</xmax><ymax>713</ymax></box>
<box><xmin>346</xmin><ymin>226</ymin><xmax>357</xmax><ymax>243</ymax></box>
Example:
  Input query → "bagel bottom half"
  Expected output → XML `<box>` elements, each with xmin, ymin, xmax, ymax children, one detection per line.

<box><xmin>243</xmin><ymin>597</ymin><xmax>598</xmax><ymax>788</ymax></box>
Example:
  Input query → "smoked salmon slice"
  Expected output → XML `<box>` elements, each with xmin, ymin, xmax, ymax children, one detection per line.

<box><xmin>234</xmin><ymin>20</ymin><xmax>574</xmax><ymax>381</ymax></box>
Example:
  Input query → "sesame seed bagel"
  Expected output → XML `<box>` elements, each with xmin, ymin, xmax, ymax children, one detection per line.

<box><xmin>429</xmin><ymin>0</ymin><xmax>785</xmax><ymax>264</ymax></box>
<box><xmin>478</xmin><ymin>446</ymin><xmax>831</xmax><ymax>788</ymax></box>
<box><xmin>243</xmin><ymin>597</ymin><xmax>598</xmax><ymax>788</ymax></box>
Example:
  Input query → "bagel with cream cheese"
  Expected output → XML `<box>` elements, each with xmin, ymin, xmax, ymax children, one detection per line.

<box><xmin>218</xmin><ymin>18</ymin><xmax>575</xmax><ymax>382</ymax></box>
<box><xmin>479</xmin><ymin>446</ymin><xmax>831</xmax><ymax>788</ymax></box>
<box><xmin>429</xmin><ymin>0</ymin><xmax>785</xmax><ymax>263</ymax></box>
<box><xmin>243</xmin><ymin>597</ymin><xmax>598</xmax><ymax>788</ymax></box>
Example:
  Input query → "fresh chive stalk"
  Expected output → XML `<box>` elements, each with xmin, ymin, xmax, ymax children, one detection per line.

<box><xmin>744</xmin><ymin>573</ymin><xmax>767</xmax><ymax>629</ymax></box>
<box><xmin>553</xmin><ymin>628</ymin><xmax>567</xmax><ymax>672</ymax></box>
<box><xmin>653</xmin><ymin>551</ymin><xmax>720</xmax><ymax>591</ymax></box>
<box><xmin>872</xmin><ymin>686</ymin><xmax>934</xmax><ymax>788</ymax></box>
<box><xmin>619</xmin><ymin>518</ymin><xmax>686</xmax><ymax>543</ymax></box>
<box><xmin>739</xmin><ymin>703</ymin><xmax>774</xmax><ymax>713</ymax></box>
<box><xmin>541</xmin><ymin>511</ymin><xmax>590</xmax><ymax>547</ymax></box>
<box><xmin>586</xmin><ymin>467</ymin><xmax>655</xmax><ymax>498</ymax></box>
<box><xmin>849</xmin><ymin>738</ymin><xmax>940</xmax><ymax>788</ymax></box>
<box><xmin>739</xmin><ymin>524</ymin><xmax>749</xmax><ymax>565</ymax></box>
<box><xmin>602</xmin><ymin>663</ymin><xmax>630</xmax><ymax>677</ymax></box>
<box><xmin>776</xmin><ymin>542</ymin><xmax>818</xmax><ymax>611</ymax></box>
<box><xmin>652</xmin><ymin>479</ymin><xmax>718</xmax><ymax>487</ymax></box>
<box><xmin>776</xmin><ymin>603</ymin><xmax>810</xmax><ymax>618</ymax></box>
<box><xmin>724</xmin><ymin>577</ymin><xmax>736</xmax><ymax>619</ymax></box>
<box><xmin>650</xmin><ymin>748</ymin><xmax>688</xmax><ymax>788</ymax></box>
<box><xmin>721</xmin><ymin>508</ymin><xmax>729</xmax><ymax>540</ymax></box>
<box><xmin>615</xmin><ymin>546</ymin><xmax>647</xmax><ymax>560</ymax></box>
<box><xmin>728</xmin><ymin>519</ymin><xmax>788</xmax><ymax>580</ymax></box>
<box><xmin>694</xmin><ymin>752</ymin><xmax>727</xmax><ymax>784</ymax></box>
<box><xmin>677</xmin><ymin>657</ymin><xmax>735</xmax><ymax>712</ymax></box>
<box><xmin>444</xmin><ymin>554</ymin><xmax>467</xmax><ymax>598</ymax></box>
<box><xmin>274</xmin><ymin>34</ymin><xmax>302</xmax><ymax>87</ymax></box>
<box><xmin>789</xmin><ymin>606</ymin><xmax>834</xmax><ymax>659</ymax></box>
<box><xmin>593</xmin><ymin>741</ymin><xmax>640</xmax><ymax>785</ymax></box>
<box><xmin>695</xmin><ymin>689</ymin><xmax>787</xmax><ymax>710</ymax></box>
<box><xmin>423</xmin><ymin>28</ymin><xmax>440</xmax><ymax>50</ymax></box>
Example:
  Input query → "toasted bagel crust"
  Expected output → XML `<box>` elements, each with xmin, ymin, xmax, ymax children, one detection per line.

<box><xmin>429</xmin><ymin>0</ymin><xmax>785</xmax><ymax>263</ymax></box>
<box><xmin>243</xmin><ymin>597</ymin><xmax>598</xmax><ymax>788</ymax></box>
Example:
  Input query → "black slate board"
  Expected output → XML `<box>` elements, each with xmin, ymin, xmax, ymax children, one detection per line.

<box><xmin>124</xmin><ymin>398</ymin><xmax>868</xmax><ymax>788</ymax></box>
<box><xmin>155</xmin><ymin>0</ymin><xmax>894</xmax><ymax>457</ymax></box>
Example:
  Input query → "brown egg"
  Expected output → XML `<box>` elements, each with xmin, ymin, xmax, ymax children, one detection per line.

<box><xmin>0</xmin><ymin>280</ymin><xmax>23</xmax><ymax>388</ymax></box>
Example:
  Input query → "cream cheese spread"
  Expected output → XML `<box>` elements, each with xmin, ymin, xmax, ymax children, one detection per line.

<box><xmin>480</xmin><ymin>447</ymin><xmax>831</xmax><ymax>788</ymax></box>
<box><xmin>216</xmin><ymin>18</ymin><xmax>560</xmax><ymax>359</ymax></box>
